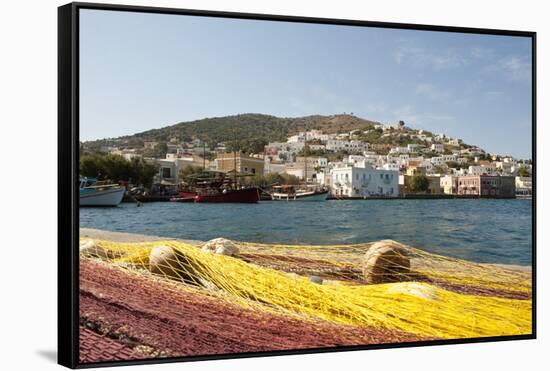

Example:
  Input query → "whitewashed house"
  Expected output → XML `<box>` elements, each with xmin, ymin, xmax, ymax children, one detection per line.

<box><xmin>468</xmin><ymin>164</ymin><xmax>497</xmax><ymax>176</ymax></box>
<box><xmin>440</xmin><ymin>175</ymin><xmax>458</xmax><ymax>194</ymax></box>
<box><xmin>431</xmin><ymin>143</ymin><xmax>444</xmax><ymax>153</ymax></box>
<box><xmin>330</xmin><ymin>163</ymin><xmax>399</xmax><ymax>198</ymax></box>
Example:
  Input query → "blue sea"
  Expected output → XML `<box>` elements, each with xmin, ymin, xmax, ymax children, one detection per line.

<box><xmin>80</xmin><ymin>199</ymin><xmax>533</xmax><ymax>265</ymax></box>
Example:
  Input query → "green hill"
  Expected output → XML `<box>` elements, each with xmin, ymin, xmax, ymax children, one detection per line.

<box><xmin>85</xmin><ymin>113</ymin><xmax>381</xmax><ymax>147</ymax></box>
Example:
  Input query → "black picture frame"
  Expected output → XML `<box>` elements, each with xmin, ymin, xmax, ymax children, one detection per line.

<box><xmin>58</xmin><ymin>2</ymin><xmax>537</xmax><ymax>369</ymax></box>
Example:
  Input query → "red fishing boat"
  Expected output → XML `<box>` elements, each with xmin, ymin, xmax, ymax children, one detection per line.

<box><xmin>170</xmin><ymin>171</ymin><xmax>260</xmax><ymax>203</ymax></box>
<box><xmin>194</xmin><ymin>187</ymin><xmax>259</xmax><ymax>203</ymax></box>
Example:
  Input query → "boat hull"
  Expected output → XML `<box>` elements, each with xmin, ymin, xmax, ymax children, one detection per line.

<box><xmin>194</xmin><ymin>188</ymin><xmax>260</xmax><ymax>203</ymax></box>
<box><xmin>80</xmin><ymin>187</ymin><xmax>125</xmax><ymax>206</ymax></box>
<box><xmin>169</xmin><ymin>196</ymin><xmax>195</xmax><ymax>203</ymax></box>
<box><xmin>271</xmin><ymin>190</ymin><xmax>328</xmax><ymax>201</ymax></box>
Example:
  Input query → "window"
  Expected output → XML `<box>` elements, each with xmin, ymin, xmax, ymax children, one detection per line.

<box><xmin>162</xmin><ymin>167</ymin><xmax>171</xmax><ymax>178</ymax></box>
<box><xmin>251</xmin><ymin>168</ymin><xmax>255</xmax><ymax>174</ymax></box>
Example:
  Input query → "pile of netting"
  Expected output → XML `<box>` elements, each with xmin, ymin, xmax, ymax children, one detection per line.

<box><xmin>80</xmin><ymin>237</ymin><xmax>532</xmax><ymax>340</ymax></box>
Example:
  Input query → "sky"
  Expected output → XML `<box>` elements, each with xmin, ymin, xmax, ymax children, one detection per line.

<box><xmin>80</xmin><ymin>9</ymin><xmax>533</xmax><ymax>158</ymax></box>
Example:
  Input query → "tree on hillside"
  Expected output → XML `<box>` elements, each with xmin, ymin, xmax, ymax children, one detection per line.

<box><xmin>446</xmin><ymin>161</ymin><xmax>469</xmax><ymax>170</ymax></box>
<box><xmin>432</xmin><ymin>165</ymin><xmax>447</xmax><ymax>174</ymax></box>
<box><xmin>518</xmin><ymin>167</ymin><xmax>531</xmax><ymax>177</ymax></box>
<box><xmin>178</xmin><ymin>165</ymin><xmax>204</xmax><ymax>180</ymax></box>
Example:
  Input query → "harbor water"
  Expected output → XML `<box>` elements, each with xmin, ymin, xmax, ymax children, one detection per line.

<box><xmin>80</xmin><ymin>199</ymin><xmax>533</xmax><ymax>265</ymax></box>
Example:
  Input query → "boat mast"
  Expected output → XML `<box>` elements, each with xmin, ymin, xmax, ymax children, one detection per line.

<box><xmin>202</xmin><ymin>141</ymin><xmax>206</xmax><ymax>170</ymax></box>
<box><xmin>233</xmin><ymin>130</ymin><xmax>238</xmax><ymax>188</ymax></box>
<box><xmin>304</xmin><ymin>125</ymin><xmax>308</xmax><ymax>184</ymax></box>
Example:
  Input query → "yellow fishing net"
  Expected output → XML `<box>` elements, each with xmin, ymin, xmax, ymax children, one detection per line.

<box><xmin>80</xmin><ymin>238</ymin><xmax>532</xmax><ymax>340</ymax></box>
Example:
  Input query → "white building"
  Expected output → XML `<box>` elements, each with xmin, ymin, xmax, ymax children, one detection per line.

<box><xmin>431</xmin><ymin>143</ymin><xmax>444</xmax><ymax>153</ymax></box>
<box><xmin>440</xmin><ymin>175</ymin><xmax>458</xmax><ymax>194</ymax></box>
<box><xmin>495</xmin><ymin>161</ymin><xmax>516</xmax><ymax>174</ymax></box>
<box><xmin>430</xmin><ymin>154</ymin><xmax>458</xmax><ymax>165</ymax></box>
<box><xmin>380</xmin><ymin>163</ymin><xmax>400</xmax><ymax>171</ymax></box>
<box><xmin>407</xmin><ymin>144</ymin><xmax>419</xmax><ymax>152</ymax></box>
<box><xmin>158</xmin><ymin>153</ymin><xmax>208</xmax><ymax>183</ymax></box>
<box><xmin>389</xmin><ymin>146</ymin><xmax>410</xmax><ymax>154</ymax></box>
<box><xmin>330</xmin><ymin>163</ymin><xmax>399</xmax><ymax>198</ymax></box>
<box><xmin>326</xmin><ymin>140</ymin><xmax>368</xmax><ymax>152</ymax></box>
<box><xmin>287</xmin><ymin>134</ymin><xmax>304</xmax><ymax>143</ymax></box>
<box><xmin>110</xmin><ymin>149</ymin><xmax>142</xmax><ymax>161</ymax></box>
<box><xmin>264</xmin><ymin>157</ymin><xmax>286</xmax><ymax>174</ymax></box>
<box><xmin>468</xmin><ymin>164</ymin><xmax>497</xmax><ymax>176</ymax></box>
<box><xmin>515</xmin><ymin>176</ymin><xmax>532</xmax><ymax>196</ymax></box>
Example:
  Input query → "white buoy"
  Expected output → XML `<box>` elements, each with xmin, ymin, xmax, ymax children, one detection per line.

<box><xmin>362</xmin><ymin>240</ymin><xmax>410</xmax><ymax>284</ymax></box>
<box><xmin>149</xmin><ymin>245</ymin><xmax>189</xmax><ymax>281</ymax></box>
<box><xmin>201</xmin><ymin>238</ymin><xmax>239</xmax><ymax>256</ymax></box>
<box><xmin>79</xmin><ymin>240</ymin><xmax>109</xmax><ymax>259</ymax></box>
<box><xmin>386</xmin><ymin>282</ymin><xmax>439</xmax><ymax>301</ymax></box>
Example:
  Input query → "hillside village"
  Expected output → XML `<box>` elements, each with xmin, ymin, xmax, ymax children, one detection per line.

<box><xmin>81</xmin><ymin>114</ymin><xmax>533</xmax><ymax>198</ymax></box>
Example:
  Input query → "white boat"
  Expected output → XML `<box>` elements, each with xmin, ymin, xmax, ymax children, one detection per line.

<box><xmin>271</xmin><ymin>185</ymin><xmax>328</xmax><ymax>201</ymax></box>
<box><xmin>80</xmin><ymin>178</ymin><xmax>125</xmax><ymax>206</ymax></box>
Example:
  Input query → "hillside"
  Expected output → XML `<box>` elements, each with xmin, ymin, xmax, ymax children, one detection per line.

<box><xmin>85</xmin><ymin>113</ymin><xmax>382</xmax><ymax>147</ymax></box>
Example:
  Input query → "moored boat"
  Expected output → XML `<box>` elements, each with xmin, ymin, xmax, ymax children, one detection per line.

<box><xmin>80</xmin><ymin>178</ymin><xmax>125</xmax><ymax>206</ymax></box>
<box><xmin>271</xmin><ymin>185</ymin><xmax>328</xmax><ymax>201</ymax></box>
<box><xmin>195</xmin><ymin>187</ymin><xmax>259</xmax><ymax>203</ymax></box>
<box><xmin>170</xmin><ymin>171</ymin><xmax>260</xmax><ymax>203</ymax></box>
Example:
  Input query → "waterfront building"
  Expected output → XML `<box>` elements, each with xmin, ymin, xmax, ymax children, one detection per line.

<box><xmin>158</xmin><ymin>153</ymin><xmax>209</xmax><ymax>183</ymax></box>
<box><xmin>406</xmin><ymin>161</ymin><xmax>426</xmax><ymax>176</ymax></box>
<box><xmin>284</xmin><ymin>165</ymin><xmax>317</xmax><ymax>182</ymax></box>
<box><xmin>440</xmin><ymin>175</ymin><xmax>458</xmax><ymax>194</ymax></box>
<box><xmin>215</xmin><ymin>153</ymin><xmax>264</xmax><ymax>175</ymax></box>
<box><xmin>330</xmin><ymin>163</ymin><xmax>399</xmax><ymax>198</ymax></box>
<box><xmin>264</xmin><ymin>157</ymin><xmax>286</xmax><ymax>175</ymax></box>
<box><xmin>457</xmin><ymin>175</ymin><xmax>516</xmax><ymax>197</ymax></box>
<box><xmin>515</xmin><ymin>176</ymin><xmax>532</xmax><ymax>197</ymax></box>
<box><xmin>288</xmin><ymin>156</ymin><xmax>328</xmax><ymax>180</ymax></box>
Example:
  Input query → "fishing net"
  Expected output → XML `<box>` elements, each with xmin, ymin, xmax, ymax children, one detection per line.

<box><xmin>80</xmin><ymin>237</ymin><xmax>532</xmax><ymax>340</ymax></box>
